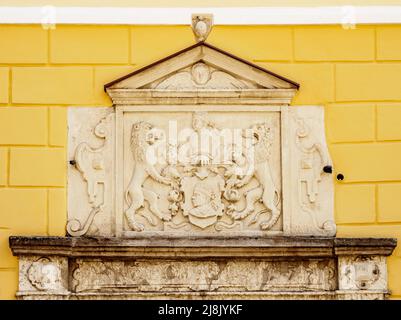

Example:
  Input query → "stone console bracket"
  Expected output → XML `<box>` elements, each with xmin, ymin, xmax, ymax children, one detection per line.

<box><xmin>9</xmin><ymin>236</ymin><xmax>396</xmax><ymax>300</ymax></box>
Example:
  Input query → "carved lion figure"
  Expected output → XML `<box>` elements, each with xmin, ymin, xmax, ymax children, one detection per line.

<box><xmin>124</xmin><ymin>121</ymin><xmax>172</xmax><ymax>231</ymax></box>
<box><xmin>231</xmin><ymin>122</ymin><xmax>281</xmax><ymax>230</ymax></box>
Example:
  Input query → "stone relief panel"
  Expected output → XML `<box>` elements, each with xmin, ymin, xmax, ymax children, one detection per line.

<box><xmin>338</xmin><ymin>256</ymin><xmax>387</xmax><ymax>291</ymax></box>
<box><xmin>71</xmin><ymin>259</ymin><xmax>336</xmax><ymax>293</ymax></box>
<box><xmin>120</xmin><ymin>110</ymin><xmax>282</xmax><ymax>235</ymax></box>
<box><xmin>68</xmin><ymin>108</ymin><xmax>115</xmax><ymax>236</ymax></box>
<box><xmin>284</xmin><ymin>106</ymin><xmax>336</xmax><ymax>236</ymax></box>
<box><xmin>67</xmin><ymin>106</ymin><xmax>335</xmax><ymax>237</ymax></box>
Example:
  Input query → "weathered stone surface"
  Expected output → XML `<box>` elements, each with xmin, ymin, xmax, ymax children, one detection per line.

<box><xmin>9</xmin><ymin>236</ymin><xmax>396</xmax><ymax>300</ymax></box>
<box><xmin>335</xmin><ymin>237</ymin><xmax>397</xmax><ymax>256</ymax></box>
<box><xmin>71</xmin><ymin>259</ymin><xmax>336</xmax><ymax>293</ymax></box>
<box><xmin>67</xmin><ymin>108</ymin><xmax>114</xmax><ymax>237</ymax></box>
<box><xmin>9</xmin><ymin>236</ymin><xmax>396</xmax><ymax>258</ymax></box>
<box><xmin>338</xmin><ymin>255</ymin><xmax>387</xmax><ymax>291</ymax></box>
<box><xmin>18</xmin><ymin>255</ymin><xmax>68</xmax><ymax>294</ymax></box>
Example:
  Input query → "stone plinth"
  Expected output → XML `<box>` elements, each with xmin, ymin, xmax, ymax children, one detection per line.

<box><xmin>9</xmin><ymin>236</ymin><xmax>396</xmax><ymax>300</ymax></box>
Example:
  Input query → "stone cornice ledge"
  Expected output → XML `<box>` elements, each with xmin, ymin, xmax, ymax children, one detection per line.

<box><xmin>334</xmin><ymin>238</ymin><xmax>396</xmax><ymax>256</ymax></box>
<box><xmin>9</xmin><ymin>236</ymin><xmax>397</xmax><ymax>259</ymax></box>
<box><xmin>106</xmin><ymin>89</ymin><xmax>297</xmax><ymax>105</ymax></box>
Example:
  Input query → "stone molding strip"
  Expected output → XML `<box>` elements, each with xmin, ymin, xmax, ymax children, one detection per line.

<box><xmin>1</xmin><ymin>6</ymin><xmax>401</xmax><ymax>25</ymax></box>
<box><xmin>9</xmin><ymin>236</ymin><xmax>396</xmax><ymax>259</ymax></box>
<box><xmin>105</xmin><ymin>89</ymin><xmax>298</xmax><ymax>105</ymax></box>
<box><xmin>15</xmin><ymin>291</ymin><xmax>388</xmax><ymax>301</ymax></box>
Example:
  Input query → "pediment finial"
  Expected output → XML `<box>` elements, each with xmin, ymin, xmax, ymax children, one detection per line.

<box><xmin>191</xmin><ymin>13</ymin><xmax>213</xmax><ymax>42</ymax></box>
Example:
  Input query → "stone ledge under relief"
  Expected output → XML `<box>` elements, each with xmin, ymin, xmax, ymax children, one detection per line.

<box><xmin>9</xmin><ymin>236</ymin><xmax>396</xmax><ymax>258</ymax></box>
<box><xmin>10</xmin><ymin>236</ymin><xmax>396</xmax><ymax>300</ymax></box>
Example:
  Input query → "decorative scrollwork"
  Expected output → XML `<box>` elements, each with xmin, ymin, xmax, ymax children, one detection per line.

<box><xmin>66</xmin><ymin>206</ymin><xmax>101</xmax><ymax>237</ymax></box>
<box><xmin>295</xmin><ymin>116</ymin><xmax>336</xmax><ymax>236</ymax></box>
<box><xmin>68</xmin><ymin>114</ymin><xmax>113</xmax><ymax>236</ymax></box>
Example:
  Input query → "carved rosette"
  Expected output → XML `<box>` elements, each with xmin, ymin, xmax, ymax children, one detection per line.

<box><xmin>19</xmin><ymin>256</ymin><xmax>68</xmax><ymax>294</ymax></box>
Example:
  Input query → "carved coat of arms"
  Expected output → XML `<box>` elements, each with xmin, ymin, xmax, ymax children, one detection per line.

<box><xmin>123</xmin><ymin>112</ymin><xmax>281</xmax><ymax>233</ymax></box>
<box><xmin>181</xmin><ymin>172</ymin><xmax>225</xmax><ymax>229</ymax></box>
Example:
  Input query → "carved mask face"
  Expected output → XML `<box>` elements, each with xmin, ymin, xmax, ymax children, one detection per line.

<box><xmin>145</xmin><ymin>128</ymin><xmax>164</xmax><ymax>145</ymax></box>
<box><xmin>193</xmin><ymin>119</ymin><xmax>205</xmax><ymax>131</ymax></box>
<box><xmin>191</xmin><ymin>63</ymin><xmax>210</xmax><ymax>85</ymax></box>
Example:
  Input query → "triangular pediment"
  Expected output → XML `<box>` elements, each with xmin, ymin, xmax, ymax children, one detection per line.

<box><xmin>105</xmin><ymin>42</ymin><xmax>299</xmax><ymax>105</ymax></box>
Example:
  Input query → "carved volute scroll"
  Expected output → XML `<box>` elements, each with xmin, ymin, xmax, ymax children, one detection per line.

<box><xmin>67</xmin><ymin>108</ymin><xmax>115</xmax><ymax>237</ymax></box>
<box><xmin>284</xmin><ymin>106</ymin><xmax>336</xmax><ymax>236</ymax></box>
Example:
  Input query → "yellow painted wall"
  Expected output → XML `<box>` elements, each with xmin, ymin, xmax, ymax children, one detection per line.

<box><xmin>1</xmin><ymin>24</ymin><xmax>401</xmax><ymax>299</ymax></box>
